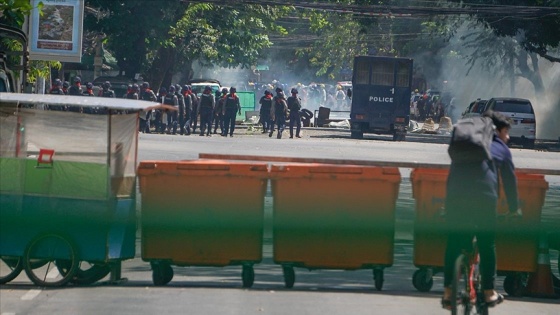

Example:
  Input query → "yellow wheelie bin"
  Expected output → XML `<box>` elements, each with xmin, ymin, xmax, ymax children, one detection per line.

<box><xmin>270</xmin><ymin>163</ymin><xmax>401</xmax><ymax>290</ymax></box>
<box><xmin>138</xmin><ymin>160</ymin><xmax>268</xmax><ymax>288</ymax></box>
<box><xmin>410</xmin><ymin>168</ymin><xmax>549</xmax><ymax>296</ymax></box>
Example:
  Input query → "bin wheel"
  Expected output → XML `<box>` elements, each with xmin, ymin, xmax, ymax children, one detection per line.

<box><xmin>242</xmin><ymin>265</ymin><xmax>255</xmax><ymax>288</ymax></box>
<box><xmin>283</xmin><ymin>266</ymin><xmax>295</xmax><ymax>289</ymax></box>
<box><xmin>151</xmin><ymin>262</ymin><xmax>173</xmax><ymax>286</ymax></box>
<box><xmin>57</xmin><ymin>261</ymin><xmax>111</xmax><ymax>285</ymax></box>
<box><xmin>373</xmin><ymin>269</ymin><xmax>384</xmax><ymax>291</ymax></box>
<box><xmin>504</xmin><ymin>273</ymin><xmax>526</xmax><ymax>297</ymax></box>
<box><xmin>412</xmin><ymin>269</ymin><xmax>434</xmax><ymax>292</ymax></box>
<box><xmin>0</xmin><ymin>256</ymin><xmax>23</xmax><ymax>284</ymax></box>
<box><xmin>23</xmin><ymin>233</ymin><xmax>78</xmax><ymax>287</ymax></box>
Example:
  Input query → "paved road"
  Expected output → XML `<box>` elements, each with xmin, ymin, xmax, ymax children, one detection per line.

<box><xmin>2</xmin><ymin>128</ymin><xmax>559</xmax><ymax>315</ymax></box>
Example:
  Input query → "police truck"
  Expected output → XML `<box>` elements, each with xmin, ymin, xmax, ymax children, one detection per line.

<box><xmin>350</xmin><ymin>56</ymin><xmax>413</xmax><ymax>141</ymax></box>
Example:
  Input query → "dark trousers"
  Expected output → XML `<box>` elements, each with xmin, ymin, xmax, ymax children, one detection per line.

<box><xmin>167</xmin><ymin>110</ymin><xmax>178</xmax><ymax>134</ymax></box>
<box><xmin>191</xmin><ymin>108</ymin><xmax>198</xmax><ymax>132</ymax></box>
<box><xmin>199</xmin><ymin>108</ymin><xmax>213</xmax><ymax>135</ymax></box>
<box><xmin>443</xmin><ymin>201</ymin><xmax>497</xmax><ymax>291</ymax></box>
<box><xmin>223</xmin><ymin>109</ymin><xmax>237</xmax><ymax>136</ymax></box>
<box><xmin>179</xmin><ymin>108</ymin><xmax>185</xmax><ymax>134</ymax></box>
<box><xmin>213</xmin><ymin>113</ymin><xmax>223</xmax><ymax>134</ymax></box>
<box><xmin>261</xmin><ymin>111</ymin><xmax>271</xmax><ymax>132</ymax></box>
<box><xmin>289</xmin><ymin>113</ymin><xmax>301</xmax><ymax>137</ymax></box>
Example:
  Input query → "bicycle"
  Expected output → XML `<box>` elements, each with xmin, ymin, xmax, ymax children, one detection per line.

<box><xmin>449</xmin><ymin>236</ymin><xmax>489</xmax><ymax>315</ymax></box>
<box><xmin>447</xmin><ymin>210</ymin><xmax>521</xmax><ymax>315</ymax></box>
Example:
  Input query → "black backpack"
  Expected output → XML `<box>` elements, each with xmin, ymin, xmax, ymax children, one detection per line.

<box><xmin>448</xmin><ymin>116</ymin><xmax>494</xmax><ymax>163</ymax></box>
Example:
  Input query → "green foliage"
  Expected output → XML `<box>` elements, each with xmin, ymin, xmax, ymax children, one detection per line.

<box><xmin>0</xmin><ymin>0</ymin><xmax>42</xmax><ymax>28</ymax></box>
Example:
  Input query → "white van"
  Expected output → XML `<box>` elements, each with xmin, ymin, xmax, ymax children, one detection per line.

<box><xmin>484</xmin><ymin>97</ymin><xmax>536</xmax><ymax>149</ymax></box>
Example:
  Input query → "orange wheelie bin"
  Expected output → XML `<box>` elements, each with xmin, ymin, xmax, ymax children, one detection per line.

<box><xmin>410</xmin><ymin>168</ymin><xmax>549</xmax><ymax>296</ymax></box>
<box><xmin>270</xmin><ymin>163</ymin><xmax>401</xmax><ymax>290</ymax></box>
<box><xmin>138</xmin><ymin>160</ymin><xmax>268</xmax><ymax>288</ymax></box>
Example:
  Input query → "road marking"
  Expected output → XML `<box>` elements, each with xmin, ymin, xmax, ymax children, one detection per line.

<box><xmin>2</xmin><ymin>312</ymin><xmax>17</xmax><ymax>315</ymax></box>
<box><xmin>21</xmin><ymin>289</ymin><xmax>41</xmax><ymax>300</ymax></box>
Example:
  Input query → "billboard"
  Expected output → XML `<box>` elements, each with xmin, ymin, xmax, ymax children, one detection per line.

<box><xmin>29</xmin><ymin>0</ymin><xmax>84</xmax><ymax>63</ymax></box>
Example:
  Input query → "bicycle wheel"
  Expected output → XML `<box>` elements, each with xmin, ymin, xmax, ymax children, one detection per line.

<box><xmin>451</xmin><ymin>254</ymin><xmax>472</xmax><ymax>315</ymax></box>
<box><xmin>23</xmin><ymin>234</ymin><xmax>78</xmax><ymax>287</ymax></box>
<box><xmin>0</xmin><ymin>256</ymin><xmax>23</xmax><ymax>284</ymax></box>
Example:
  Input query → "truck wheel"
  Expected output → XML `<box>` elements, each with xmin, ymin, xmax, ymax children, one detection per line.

<box><xmin>351</xmin><ymin>131</ymin><xmax>363</xmax><ymax>139</ymax></box>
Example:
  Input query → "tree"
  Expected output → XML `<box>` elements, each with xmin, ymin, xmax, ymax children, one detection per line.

<box><xmin>84</xmin><ymin>1</ymin><xmax>288</xmax><ymax>89</ymax></box>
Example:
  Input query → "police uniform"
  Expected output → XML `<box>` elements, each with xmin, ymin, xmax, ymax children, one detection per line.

<box><xmin>287</xmin><ymin>92</ymin><xmax>302</xmax><ymax>138</ymax></box>
<box><xmin>222</xmin><ymin>88</ymin><xmax>241</xmax><ymax>137</ymax></box>
<box><xmin>198</xmin><ymin>89</ymin><xmax>216</xmax><ymax>136</ymax></box>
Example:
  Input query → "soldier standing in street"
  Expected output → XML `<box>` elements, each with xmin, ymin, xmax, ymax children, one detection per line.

<box><xmin>175</xmin><ymin>84</ymin><xmax>186</xmax><ymax>135</ymax></box>
<box><xmin>259</xmin><ymin>90</ymin><xmax>273</xmax><ymax>134</ymax></box>
<box><xmin>270</xmin><ymin>91</ymin><xmax>288</xmax><ymax>139</ymax></box>
<box><xmin>165</xmin><ymin>85</ymin><xmax>179</xmax><ymax>134</ymax></box>
<box><xmin>67</xmin><ymin>76</ymin><xmax>83</xmax><ymax>113</ymax></box>
<box><xmin>287</xmin><ymin>88</ymin><xmax>302</xmax><ymax>138</ymax></box>
<box><xmin>182</xmin><ymin>85</ymin><xmax>193</xmax><ymax>135</ymax></box>
<box><xmin>190</xmin><ymin>89</ymin><xmax>200</xmax><ymax>134</ymax></box>
<box><xmin>140</xmin><ymin>82</ymin><xmax>157</xmax><ymax>133</ymax></box>
<box><xmin>198</xmin><ymin>85</ymin><xmax>216</xmax><ymax>137</ymax></box>
<box><xmin>222</xmin><ymin>87</ymin><xmax>241</xmax><ymax>137</ymax></box>
<box><xmin>126</xmin><ymin>84</ymin><xmax>139</xmax><ymax>99</ymax></box>
<box><xmin>213</xmin><ymin>88</ymin><xmax>226</xmax><ymax>135</ymax></box>
<box><xmin>99</xmin><ymin>81</ymin><xmax>116</xmax><ymax>98</ymax></box>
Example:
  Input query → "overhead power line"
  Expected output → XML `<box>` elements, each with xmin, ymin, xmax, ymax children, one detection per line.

<box><xmin>185</xmin><ymin>0</ymin><xmax>560</xmax><ymax>19</ymax></box>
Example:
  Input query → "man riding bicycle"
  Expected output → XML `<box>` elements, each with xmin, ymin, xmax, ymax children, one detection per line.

<box><xmin>442</xmin><ymin>110</ymin><xmax>519</xmax><ymax>309</ymax></box>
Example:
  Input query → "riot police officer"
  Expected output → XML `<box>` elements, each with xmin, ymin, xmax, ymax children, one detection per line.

<box><xmin>68</xmin><ymin>76</ymin><xmax>82</xmax><ymax>96</ymax></box>
<box><xmin>48</xmin><ymin>79</ymin><xmax>66</xmax><ymax>111</ymax></box>
<box><xmin>222</xmin><ymin>87</ymin><xmax>241</xmax><ymax>137</ymax></box>
<box><xmin>213</xmin><ymin>88</ymin><xmax>226</xmax><ymax>134</ymax></box>
<box><xmin>99</xmin><ymin>81</ymin><xmax>116</xmax><ymax>98</ymax></box>
<box><xmin>62</xmin><ymin>81</ymin><xmax>70</xmax><ymax>94</ymax></box>
<box><xmin>270</xmin><ymin>91</ymin><xmax>288</xmax><ymax>139</ymax></box>
<box><xmin>126</xmin><ymin>84</ymin><xmax>139</xmax><ymax>100</ymax></box>
<box><xmin>83</xmin><ymin>82</ymin><xmax>95</xmax><ymax>97</ymax></box>
<box><xmin>198</xmin><ymin>85</ymin><xmax>216</xmax><ymax>137</ymax></box>
<box><xmin>259</xmin><ymin>90</ymin><xmax>273</xmax><ymax>134</ymax></box>
<box><xmin>287</xmin><ymin>88</ymin><xmax>302</xmax><ymax>138</ymax></box>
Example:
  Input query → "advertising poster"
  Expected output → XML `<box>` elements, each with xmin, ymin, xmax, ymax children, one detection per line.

<box><xmin>29</xmin><ymin>0</ymin><xmax>84</xmax><ymax>63</ymax></box>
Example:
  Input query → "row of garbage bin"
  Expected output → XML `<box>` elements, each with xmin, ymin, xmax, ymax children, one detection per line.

<box><xmin>137</xmin><ymin>160</ymin><xmax>549</xmax><ymax>292</ymax></box>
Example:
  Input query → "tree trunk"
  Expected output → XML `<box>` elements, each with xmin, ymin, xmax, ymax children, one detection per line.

<box><xmin>517</xmin><ymin>50</ymin><xmax>545</xmax><ymax>95</ymax></box>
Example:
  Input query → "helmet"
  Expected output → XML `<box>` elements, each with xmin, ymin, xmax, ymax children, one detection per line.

<box><xmin>291</xmin><ymin>88</ymin><xmax>298</xmax><ymax>94</ymax></box>
<box><xmin>142</xmin><ymin>82</ymin><xmax>150</xmax><ymax>89</ymax></box>
<box><xmin>127</xmin><ymin>84</ymin><xmax>133</xmax><ymax>90</ymax></box>
<box><xmin>73</xmin><ymin>76</ymin><xmax>81</xmax><ymax>83</ymax></box>
<box><xmin>103</xmin><ymin>81</ymin><xmax>111</xmax><ymax>89</ymax></box>
<box><xmin>275</xmin><ymin>87</ymin><xmax>283</xmax><ymax>93</ymax></box>
<box><xmin>132</xmin><ymin>84</ymin><xmax>140</xmax><ymax>92</ymax></box>
<box><xmin>221</xmin><ymin>87</ymin><xmax>228</xmax><ymax>94</ymax></box>
<box><xmin>277</xmin><ymin>91</ymin><xmax>285</xmax><ymax>99</ymax></box>
<box><xmin>230</xmin><ymin>87</ymin><xmax>236</xmax><ymax>93</ymax></box>
<box><xmin>168</xmin><ymin>85</ymin><xmax>175</xmax><ymax>93</ymax></box>
<box><xmin>337</xmin><ymin>85</ymin><xmax>342</xmax><ymax>90</ymax></box>
<box><xmin>204</xmin><ymin>85</ymin><xmax>212</xmax><ymax>91</ymax></box>
<box><xmin>63</xmin><ymin>81</ymin><xmax>70</xmax><ymax>88</ymax></box>
<box><xmin>86</xmin><ymin>82</ymin><xmax>93</xmax><ymax>89</ymax></box>
<box><xmin>53</xmin><ymin>78</ymin><xmax>62</xmax><ymax>86</ymax></box>
<box><xmin>182</xmin><ymin>85</ymin><xmax>189</xmax><ymax>93</ymax></box>
<box><xmin>175</xmin><ymin>84</ymin><xmax>181</xmax><ymax>93</ymax></box>
<box><xmin>159</xmin><ymin>87</ymin><xmax>167</xmax><ymax>94</ymax></box>
<box><xmin>264</xmin><ymin>90</ymin><xmax>271</xmax><ymax>95</ymax></box>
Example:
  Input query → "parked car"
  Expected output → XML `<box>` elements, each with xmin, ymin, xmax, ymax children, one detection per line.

<box><xmin>484</xmin><ymin>97</ymin><xmax>536</xmax><ymax>149</ymax></box>
<box><xmin>188</xmin><ymin>79</ymin><xmax>221</xmax><ymax>96</ymax></box>
<box><xmin>461</xmin><ymin>99</ymin><xmax>488</xmax><ymax>118</ymax></box>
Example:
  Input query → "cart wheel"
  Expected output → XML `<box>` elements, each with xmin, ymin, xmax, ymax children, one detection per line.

<box><xmin>283</xmin><ymin>266</ymin><xmax>295</xmax><ymax>289</ymax></box>
<box><xmin>0</xmin><ymin>256</ymin><xmax>23</xmax><ymax>284</ymax></box>
<box><xmin>504</xmin><ymin>273</ymin><xmax>526</xmax><ymax>297</ymax></box>
<box><xmin>23</xmin><ymin>234</ymin><xmax>78</xmax><ymax>287</ymax></box>
<box><xmin>373</xmin><ymin>268</ymin><xmax>384</xmax><ymax>291</ymax></box>
<box><xmin>412</xmin><ymin>269</ymin><xmax>434</xmax><ymax>292</ymax></box>
<box><xmin>242</xmin><ymin>265</ymin><xmax>255</xmax><ymax>288</ymax></box>
<box><xmin>151</xmin><ymin>261</ymin><xmax>173</xmax><ymax>286</ymax></box>
<box><xmin>57</xmin><ymin>261</ymin><xmax>111</xmax><ymax>285</ymax></box>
